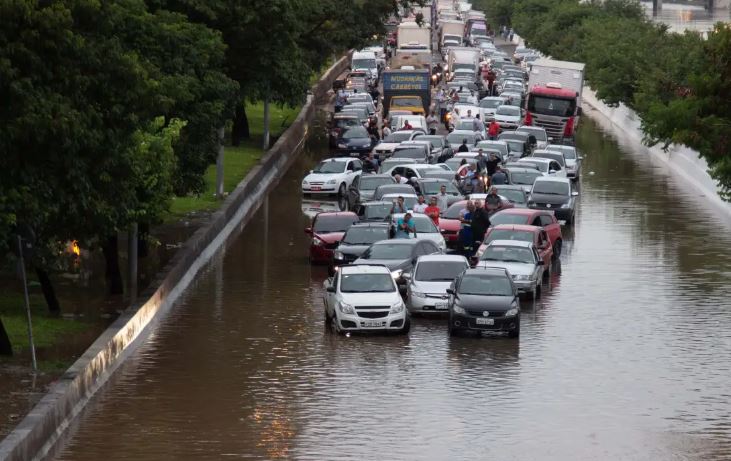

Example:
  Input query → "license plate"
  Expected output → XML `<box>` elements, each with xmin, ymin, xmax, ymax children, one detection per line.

<box><xmin>476</xmin><ymin>318</ymin><xmax>494</xmax><ymax>325</ymax></box>
<box><xmin>349</xmin><ymin>152</ymin><xmax>360</xmax><ymax>157</ymax></box>
<box><xmin>362</xmin><ymin>321</ymin><xmax>383</xmax><ymax>328</ymax></box>
<box><xmin>435</xmin><ymin>302</ymin><xmax>448</xmax><ymax>310</ymax></box>
<box><xmin>311</xmin><ymin>186</ymin><xmax>321</xmax><ymax>191</ymax></box>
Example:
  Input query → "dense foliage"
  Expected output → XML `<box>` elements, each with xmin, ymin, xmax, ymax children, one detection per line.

<box><xmin>476</xmin><ymin>0</ymin><xmax>731</xmax><ymax>200</ymax></box>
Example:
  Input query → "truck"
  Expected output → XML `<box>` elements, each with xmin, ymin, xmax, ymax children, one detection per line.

<box><xmin>382</xmin><ymin>69</ymin><xmax>431</xmax><ymax>117</ymax></box>
<box><xmin>412</xmin><ymin>5</ymin><xmax>433</xmax><ymax>26</ymax></box>
<box><xmin>439</xmin><ymin>19</ymin><xmax>465</xmax><ymax>47</ymax></box>
<box><xmin>397</xmin><ymin>22</ymin><xmax>431</xmax><ymax>50</ymax></box>
<box><xmin>447</xmin><ymin>47</ymin><xmax>480</xmax><ymax>75</ymax></box>
<box><xmin>524</xmin><ymin>58</ymin><xmax>586</xmax><ymax>141</ymax></box>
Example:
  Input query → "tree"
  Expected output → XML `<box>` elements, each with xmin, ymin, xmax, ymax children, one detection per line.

<box><xmin>0</xmin><ymin>317</ymin><xmax>11</xmax><ymax>356</ymax></box>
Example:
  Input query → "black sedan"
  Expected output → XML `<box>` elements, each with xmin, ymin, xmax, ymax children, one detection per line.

<box><xmin>335</xmin><ymin>126</ymin><xmax>376</xmax><ymax>157</ymax></box>
<box><xmin>446</xmin><ymin>267</ymin><xmax>520</xmax><ymax>337</ymax></box>
<box><xmin>354</xmin><ymin>239</ymin><xmax>442</xmax><ymax>285</ymax></box>
<box><xmin>330</xmin><ymin>223</ymin><xmax>393</xmax><ymax>274</ymax></box>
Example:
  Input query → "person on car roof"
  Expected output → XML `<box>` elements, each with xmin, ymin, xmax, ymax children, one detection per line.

<box><xmin>458</xmin><ymin>139</ymin><xmax>470</xmax><ymax>153</ymax></box>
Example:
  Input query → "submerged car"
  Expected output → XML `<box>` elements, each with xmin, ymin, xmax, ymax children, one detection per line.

<box><xmin>347</xmin><ymin>174</ymin><xmax>395</xmax><ymax>209</ymax></box>
<box><xmin>446</xmin><ymin>267</ymin><xmax>521</xmax><ymax>337</ymax></box>
<box><xmin>390</xmin><ymin>213</ymin><xmax>447</xmax><ymax>252</ymax></box>
<box><xmin>324</xmin><ymin>264</ymin><xmax>409</xmax><ymax>334</ymax></box>
<box><xmin>474</xmin><ymin>240</ymin><xmax>545</xmax><ymax>299</ymax></box>
<box><xmin>302</xmin><ymin>158</ymin><xmax>363</xmax><ymax>196</ymax></box>
<box><xmin>527</xmin><ymin>176</ymin><xmax>578</xmax><ymax>224</ymax></box>
<box><xmin>306</xmin><ymin>211</ymin><xmax>359</xmax><ymax>264</ymax></box>
<box><xmin>331</xmin><ymin>223</ymin><xmax>392</xmax><ymax>271</ymax></box>
<box><xmin>405</xmin><ymin>255</ymin><xmax>470</xmax><ymax>313</ymax></box>
<box><xmin>354</xmin><ymin>239</ymin><xmax>442</xmax><ymax>285</ymax></box>
<box><xmin>335</xmin><ymin>126</ymin><xmax>376</xmax><ymax>157</ymax></box>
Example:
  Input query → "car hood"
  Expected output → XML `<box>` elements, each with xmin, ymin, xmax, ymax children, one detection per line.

<box><xmin>305</xmin><ymin>172</ymin><xmax>344</xmax><ymax>182</ymax></box>
<box><xmin>529</xmin><ymin>192</ymin><xmax>569</xmax><ymax>205</ymax></box>
<box><xmin>455</xmin><ymin>294</ymin><xmax>515</xmax><ymax>310</ymax></box>
<box><xmin>565</xmin><ymin>159</ymin><xmax>578</xmax><ymax>168</ymax></box>
<box><xmin>340</xmin><ymin>137</ymin><xmax>372</xmax><ymax>147</ymax></box>
<box><xmin>415</xmin><ymin>232</ymin><xmax>445</xmax><ymax>247</ymax></box>
<box><xmin>359</xmin><ymin>190</ymin><xmax>376</xmax><ymax>201</ymax></box>
<box><xmin>475</xmin><ymin>261</ymin><xmax>534</xmax><ymax>276</ymax></box>
<box><xmin>341</xmin><ymin>292</ymin><xmax>399</xmax><ymax>306</ymax></box>
<box><xmin>375</xmin><ymin>142</ymin><xmax>399</xmax><ymax>151</ymax></box>
<box><xmin>313</xmin><ymin>232</ymin><xmax>345</xmax><ymax>244</ymax></box>
<box><xmin>439</xmin><ymin>218</ymin><xmax>461</xmax><ymax>231</ymax></box>
<box><xmin>410</xmin><ymin>280</ymin><xmax>453</xmax><ymax>295</ymax></box>
<box><xmin>494</xmin><ymin>114</ymin><xmax>520</xmax><ymax>122</ymax></box>
<box><xmin>353</xmin><ymin>258</ymin><xmax>411</xmax><ymax>271</ymax></box>
<box><xmin>337</xmin><ymin>243</ymin><xmax>372</xmax><ymax>256</ymax></box>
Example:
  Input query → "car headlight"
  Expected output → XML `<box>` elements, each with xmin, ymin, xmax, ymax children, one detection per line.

<box><xmin>326</xmin><ymin>179</ymin><xmax>337</xmax><ymax>184</ymax></box>
<box><xmin>302</xmin><ymin>179</ymin><xmax>309</xmax><ymax>185</ymax></box>
<box><xmin>339</xmin><ymin>302</ymin><xmax>355</xmax><ymax>315</ymax></box>
<box><xmin>411</xmin><ymin>291</ymin><xmax>426</xmax><ymax>298</ymax></box>
<box><xmin>513</xmin><ymin>274</ymin><xmax>531</xmax><ymax>281</ymax></box>
<box><xmin>338</xmin><ymin>143</ymin><xmax>347</xmax><ymax>149</ymax></box>
<box><xmin>333</xmin><ymin>250</ymin><xmax>344</xmax><ymax>260</ymax></box>
<box><xmin>391</xmin><ymin>269</ymin><xmax>403</xmax><ymax>280</ymax></box>
<box><xmin>312</xmin><ymin>238</ymin><xmax>323</xmax><ymax>247</ymax></box>
<box><xmin>504</xmin><ymin>307</ymin><xmax>519</xmax><ymax>317</ymax></box>
<box><xmin>390</xmin><ymin>301</ymin><xmax>405</xmax><ymax>314</ymax></box>
<box><xmin>452</xmin><ymin>304</ymin><xmax>466</xmax><ymax>315</ymax></box>
<box><xmin>560</xmin><ymin>202</ymin><xmax>570</xmax><ymax>208</ymax></box>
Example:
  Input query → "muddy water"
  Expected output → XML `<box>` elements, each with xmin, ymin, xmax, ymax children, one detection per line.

<box><xmin>50</xmin><ymin>116</ymin><xmax>731</xmax><ymax>460</ymax></box>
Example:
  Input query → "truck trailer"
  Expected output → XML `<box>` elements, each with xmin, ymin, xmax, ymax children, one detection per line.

<box><xmin>382</xmin><ymin>69</ymin><xmax>431</xmax><ymax>117</ymax></box>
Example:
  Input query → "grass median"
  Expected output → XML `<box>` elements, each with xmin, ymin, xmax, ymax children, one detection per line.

<box><xmin>166</xmin><ymin>102</ymin><xmax>301</xmax><ymax>221</ymax></box>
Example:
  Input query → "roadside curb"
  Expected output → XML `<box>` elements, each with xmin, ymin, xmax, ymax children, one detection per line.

<box><xmin>581</xmin><ymin>87</ymin><xmax>731</xmax><ymax>218</ymax></box>
<box><xmin>0</xmin><ymin>52</ymin><xmax>353</xmax><ymax>461</ymax></box>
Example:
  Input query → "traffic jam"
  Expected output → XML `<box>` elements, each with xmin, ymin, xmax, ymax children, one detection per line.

<box><xmin>302</xmin><ymin>0</ymin><xmax>585</xmax><ymax>338</ymax></box>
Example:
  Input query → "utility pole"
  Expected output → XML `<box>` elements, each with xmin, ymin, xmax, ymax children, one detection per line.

<box><xmin>17</xmin><ymin>235</ymin><xmax>37</xmax><ymax>371</ymax></box>
<box><xmin>128</xmin><ymin>223</ymin><xmax>138</xmax><ymax>305</ymax></box>
<box><xmin>216</xmin><ymin>126</ymin><xmax>225</xmax><ymax>198</ymax></box>
<box><xmin>262</xmin><ymin>94</ymin><xmax>271</xmax><ymax>151</ymax></box>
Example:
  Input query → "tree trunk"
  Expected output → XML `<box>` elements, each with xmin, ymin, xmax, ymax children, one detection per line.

<box><xmin>0</xmin><ymin>317</ymin><xmax>12</xmax><ymax>356</ymax></box>
<box><xmin>261</xmin><ymin>96</ymin><xmax>270</xmax><ymax>150</ymax></box>
<box><xmin>231</xmin><ymin>103</ymin><xmax>250</xmax><ymax>146</ymax></box>
<box><xmin>138</xmin><ymin>222</ymin><xmax>149</xmax><ymax>258</ymax></box>
<box><xmin>102</xmin><ymin>235</ymin><xmax>124</xmax><ymax>295</ymax></box>
<box><xmin>35</xmin><ymin>267</ymin><xmax>60</xmax><ymax>315</ymax></box>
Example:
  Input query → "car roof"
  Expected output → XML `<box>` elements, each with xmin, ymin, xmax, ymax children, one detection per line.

<box><xmin>534</xmin><ymin>149</ymin><xmax>564</xmax><ymax>157</ymax></box>
<box><xmin>534</xmin><ymin>176</ymin><xmax>571</xmax><ymax>184</ymax></box>
<box><xmin>318</xmin><ymin>157</ymin><xmax>353</xmax><ymax>164</ymax></box>
<box><xmin>348</xmin><ymin>222</ymin><xmax>391</xmax><ymax>229</ymax></box>
<box><xmin>449</xmin><ymin>129</ymin><xmax>478</xmax><ymax>136</ymax></box>
<box><xmin>417</xmin><ymin>177</ymin><xmax>452</xmax><ymax>183</ymax></box>
<box><xmin>340</xmin><ymin>264</ymin><xmax>391</xmax><ymax>275</ymax></box>
<box><xmin>488</xmin><ymin>239</ymin><xmax>534</xmax><ymax>248</ymax></box>
<box><xmin>493</xmin><ymin>184</ymin><xmax>527</xmax><ymax>191</ymax></box>
<box><xmin>382</xmin><ymin>193</ymin><xmax>418</xmax><ymax>199</ymax></box>
<box><xmin>519</xmin><ymin>157</ymin><xmax>552</xmax><ymax>165</ymax></box>
<box><xmin>362</xmin><ymin>200</ymin><xmax>393</xmax><ymax>207</ymax></box>
<box><xmin>417</xmin><ymin>254</ymin><xmax>469</xmax><ymax>263</ymax></box>
<box><xmin>372</xmin><ymin>239</ymin><xmax>420</xmax><ymax>246</ymax></box>
<box><xmin>490</xmin><ymin>224</ymin><xmax>542</xmax><ymax>233</ymax></box>
<box><xmin>505</xmin><ymin>166</ymin><xmax>540</xmax><ymax>173</ymax></box>
<box><xmin>315</xmin><ymin>211</ymin><xmax>358</xmax><ymax>218</ymax></box>
<box><xmin>462</xmin><ymin>267</ymin><xmax>509</xmax><ymax>277</ymax></box>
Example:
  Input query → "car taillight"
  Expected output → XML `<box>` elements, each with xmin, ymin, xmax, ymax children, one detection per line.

<box><xmin>563</xmin><ymin>116</ymin><xmax>575</xmax><ymax>137</ymax></box>
<box><xmin>524</xmin><ymin>111</ymin><xmax>533</xmax><ymax>126</ymax></box>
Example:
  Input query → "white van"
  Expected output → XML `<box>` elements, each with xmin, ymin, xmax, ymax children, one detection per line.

<box><xmin>351</xmin><ymin>50</ymin><xmax>378</xmax><ymax>83</ymax></box>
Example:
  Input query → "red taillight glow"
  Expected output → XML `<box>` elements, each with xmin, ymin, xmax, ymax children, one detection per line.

<box><xmin>524</xmin><ymin>111</ymin><xmax>533</xmax><ymax>126</ymax></box>
<box><xmin>563</xmin><ymin>116</ymin><xmax>575</xmax><ymax>137</ymax></box>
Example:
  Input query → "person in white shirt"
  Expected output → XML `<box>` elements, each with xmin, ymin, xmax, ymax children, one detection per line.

<box><xmin>436</xmin><ymin>184</ymin><xmax>450</xmax><ymax>211</ymax></box>
<box><xmin>412</xmin><ymin>194</ymin><xmax>428</xmax><ymax>213</ymax></box>
<box><xmin>393</xmin><ymin>174</ymin><xmax>408</xmax><ymax>184</ymax></box>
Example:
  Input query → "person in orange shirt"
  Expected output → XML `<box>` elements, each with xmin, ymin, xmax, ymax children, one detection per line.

<box><xmin>424</xmin><ymin>196</ymin><xmax>441</xmax><ymax>225</ymax></box>
<box><xmin>488</xmin><ymin>120</ymin><xmax>500</xmax><ymax>140</ymax></box>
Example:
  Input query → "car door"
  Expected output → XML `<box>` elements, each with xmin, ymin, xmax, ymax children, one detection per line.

<box><xmin>404</xmin><ymin>167</ymin><xmax>418</xmax><ymax>180</ymax></box>
<box><xmin>324</xmin><ymin>272</ymin><xmax>340</xmax><ymax>315</ymax></box>
<box><xmin>536</xmin><ymin>230</ymin><xmax>552</xmax><ymax>265</ymax></box>
<box><xmin>348</xmin><ymin>175</ymin><xmax>361</xmax><ymax>207</ymax></box>
<box><xmin>539</xmin><ymin>213</ymin><xmax>561</xmax><ymax>246</ymax></box>
<box><xmin>345</xmin><ymin>160</ymin><xmax>360</xmax><ymax>187</ymax></box>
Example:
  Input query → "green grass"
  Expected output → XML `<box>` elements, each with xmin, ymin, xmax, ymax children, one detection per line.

<box><xmin>166</xmin><ymin>102</ymin><xmax>301</xmax><ymax>221</ymax></box>
<box><xmin>0</xmin><ymin>290</ymin><xmax>87</xmax><ymax>354</ymax></box>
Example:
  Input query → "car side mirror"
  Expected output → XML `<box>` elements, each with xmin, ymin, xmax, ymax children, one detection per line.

<box><xmin>571</xmin><ymin>191</ymin><xmax>579</xmax><ymax>196</ymax></box>
<box><xmin>304</xmin><ymin>227</ymin><xmax>312</xmax><ymax>234</ymax></box>
<box><xmin>326</xmin><ymin>286</ymin><xmax>336</xmax><ymax>293</ymax></box>
<box><xmin>446</xmin><ymin>288</ymin><xmax>455</xmax><ymax>295</ymax></box>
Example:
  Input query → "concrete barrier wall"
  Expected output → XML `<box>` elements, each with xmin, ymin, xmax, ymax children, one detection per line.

<box><xmin>0</xmin><ymin>53</ymin><xmax>353</xmax><ymax>461</ymax></box>
<box><xmin>582</xmin><ymin>87</ymin><xmax>731</xmax><ymax>217</ymax></box>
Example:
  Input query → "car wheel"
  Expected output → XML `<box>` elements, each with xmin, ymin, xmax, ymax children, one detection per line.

<box><xmin>552</xmin><ymin>239</ymin><xmax>562</xmax><ymax>259</ymax></box>
<box><xmin>536</xmin><ymin>282</ymin><xmax>542</xmax><ymax>299</ymax></box>
<box><xmin>338</xmin><ymin>183</ymin><xmax>347</xmax><ymax>197</ymax></box>
<box><xmin>324</xmin><ymin>305</ymin><xmax>332</xmax><ymax>325</ymax></box>
<box><xmin>542</xmin><ymin>265</ymin><xmax>550</xmax><ymax>281</ymax></box>
<box><xmin>448</xmin><ymin>315</ymin><xmax>458</xmax><ymax>336</ymax></box>
<box><xmin>400</xmin><ymin>316</ymin><xmax>411</xmax><ymax>334</ymax></box>
<box><xmin>508</xmin><ymin>318</ymin><xmax>520</xmax><ymax>338</ymax></box>
<box><xmin>565</xmin><ymin>214</ymin><xmax>573</xmax><ymax>225</ymax></box>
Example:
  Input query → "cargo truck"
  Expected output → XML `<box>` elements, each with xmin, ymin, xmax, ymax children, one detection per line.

<box><xmin>524</xmin><ymin>59</ymin><xmax>585</xmax><ymax>141</ymax></box>
<box><xmin>397</xmin><ymin>22</ymin><xmax>431</xmax><ymax>50</ymax></box>
<box><xmin>439</xmin><ymin>19</ymin><xmax>465</xmax><ymax>47</ymax></box>
<box><xmin>382</xmin><ymin>69</ymin><xmax>431</xmax><ymax>117</ymax></box>
<box><xmin>447</xmin><ymin>47</ymin><xmax>480</xmax><ymax>75</ymax></box>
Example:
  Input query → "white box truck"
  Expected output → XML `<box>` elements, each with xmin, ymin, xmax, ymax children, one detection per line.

<box><xmin>439</xmin><ymin>19</ymin><xmax>465</xmax><ymax>46</ymax></box>
<box><xmin>397</xmin><ymin>22</ymin><xmax>432</xmax><ymax>50</ymax></box>
<box><xmin>447</xmin><ymin>47</ymin><xmax>480</xmax><ymax>74</ymax></box>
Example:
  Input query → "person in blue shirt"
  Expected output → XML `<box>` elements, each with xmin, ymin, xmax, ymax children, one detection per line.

<box><xmin>395</xmin><ymin>213</ymin><xmax>416</xmax><ymax>239</ymax></box>
<box><xmin>460</xmin><ymin>201</ymin><xmax>476</xmax><ymax>256</ymax></box>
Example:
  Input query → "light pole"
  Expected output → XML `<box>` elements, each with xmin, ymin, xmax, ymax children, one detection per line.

<box><xmin>16</xmin><ymin>235</ymin><xmax>37</xmax><ymax>371</ymax></box>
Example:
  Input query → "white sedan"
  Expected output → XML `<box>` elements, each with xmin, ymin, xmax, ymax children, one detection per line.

<box><xmin>391</xmin><ymin>213</ymin><xmax>447</xmax><ymax>252</ymax></box>
<box><xmin>302</xmin><ymin>158</ymin><xmax>362</xmax><ymax>196</ymax></box>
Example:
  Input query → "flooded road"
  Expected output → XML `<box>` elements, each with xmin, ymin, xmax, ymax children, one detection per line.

<box><xmin>51</xmin><ymin>115</ymin><xmax>731</xmax><ymax>460</ymax></box>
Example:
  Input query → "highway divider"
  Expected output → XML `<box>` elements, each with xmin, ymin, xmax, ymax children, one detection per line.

<box><xmin>0</xmin><ymin>51</ymin><xmax>353</xmax><ymax>461</ymax></box>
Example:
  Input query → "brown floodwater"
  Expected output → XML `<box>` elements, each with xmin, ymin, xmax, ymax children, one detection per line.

<box><xmin>49</xmin><ymin>114</ymin><xmax>731</xmax><ymax>460</ymax></box>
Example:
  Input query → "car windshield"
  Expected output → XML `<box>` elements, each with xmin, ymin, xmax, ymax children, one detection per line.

<box><xmin>342</xmin><ymin>227</ymin><xmax>389</xmax><ymax>245</ymax></box>
<box><xmin>362</xmin><ymin>243</ymin><xmax>413</xmax><ymax>259</ymax></box>
<box><xmin>352</xmin><ymin>58</ymin><xmax>376</xmax><ymax>69</ymax></box>
<box><xmin>534</xmin><ymin>152</ymin><xmax>564</xmax><ymax>165</ymax></box>
<box><xmin>490</xmin><ymin>212</ymin><xmax>529</xmax><ymax>226</ymax></box>
<box><xmin>392</xmin><ymin>149</ymin><xmax>425</xmax><ymax>159</ymax></box>
<box><xmin>481</xmin><ymin>245</ymin><xmax>535</xmax><ymax>264</ymax></box>
<box><xmin>486</xmin><ymin>229</ymin><xmax>534</xmax><ymax>244</ymax></box>
<box><xmin>446</xmin><ymin>133</ymin><xmax>476</xmax><ymax>144</ymax></box>
<box><xmin>313</xmin><ymin>160</ymin><xmax>346</xmax><ymax>174</ymax></box>
<box><xmin>380</xmin><ymin>160</ymin><xmax>414</xmax><ymax>171</ymax></box>
<box><xmin>363</xmin><ymin>203</ymin><xmax>392</xmax><ymax>220</ymax></box>
<box><xmin>507</xmin><ymin>141</ymin><xmax>524</xmax><ymax>152</ymax></box>
<box><xmin>496</xmin><ymin>106</ymin><xmax>521</xmax><ymax>116</ymax></box>
<box><xmin>343</xmin><ymin>126</ymin><xmax>369</xmax><ymax>139</ymax></box>
<box><xmin>419</xmin><ymin>137</ymin><xmax>444</xmax><ymax>148</ymax></box>
<box><xmin>458</xmin><ymin>274</ymin><xmax>513</xmax><ymax>296</ymax></box>
<box><xmin>496</xmin><ymin>188</ymin><xmax>526</xmax><ymax>203</ymax></box>
<box><xmin>547</xmin><ymin>145</ymin><xmax>577</xmax><ymax>159</ymax></box>
<box><xmin>392</xmin><ymin>96</ymin><xmax>422</xmax><ymax>107</ymax></box>
<box><xmin>420</xmin><ymin>181</ymin><xmax>460</xmax><ymax>195</ymax></box>
<box><xmin>340</xmin><ymin>273</ymin><xmax>395</xmax><ymax>293</ymax></box>
<box><xmin>443</xmin><ymin>202</ymin><xmax>467</xmax><ymax>219</ymax></box>
<box><xmin>313</xmin><ymin>215</ymin><xmax>357</xmax><ymax>233</ymax></box>
<box><xmin>520</xmin><ymin>160</ymin><xmax>548</xmax><ymax>172</ymax></box>
<box><xmin>415</xmin><ymin>261</ymin><xmax>467</xmax><ymax>281</ymax></box>
<box><xmin>360</xmin><ymin>176</ymin><xmax>393</xmax><ymax>191</ymax></box>
<box><xmin>403</xmin><ymin>215</ymin><xmax>437</xmax><ymax>233</ymax></box>
<box><xmin>479</xmin><ymin>99</ymin><xmax>503</xmax><ymax>109</ymax></box>
<box><xmin>456</xmin><ymin>120</ymin><xmax>477</xmax><ymax>131</ymax></box>
<box><xmin>383</xmin><ymin>132</ymin><xmax>413</xmax><ymax>143</ymax></box>
<box><xmin>509</xmin><ymin>171</ymin><xmax>542</xmax><ymax>185</ymax></box>
<box><xmin>532</xmin><ymin>181</ymin><xmax>569</xmax><ymax>196</ymax></box>
<box><xmin>334</xmin><ymin>118</ymin><xmax>359</xmax><ymax>129</ymax></box>
<box><xmin>527</xmin><ymin>95</ymin><xmax>576</xmax><ymax>117</ymax></box>
<box><xmin>518</xmin><ymin>129</ymin><xmax>547</xmax><ymax>141</ymax></box>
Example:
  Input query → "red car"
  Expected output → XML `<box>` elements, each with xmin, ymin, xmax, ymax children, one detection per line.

<box><xmin>487</xmin><ymin>209</ymin><xmax>563</xmax><ymax>258</ymax></box>
<box><xmin>474</xmin><ymin>224</ymin><xmax>554</xmax><ymax>267</ymax></box>
<box><xmin>439</xmin><ymin>199</ymin><xmax>514</xmax><ymax>248</ymax></box>
<box><xmin>305</xmin><ymin>212</ymin><xmax>359</xmax><ymax>264</ymax></box>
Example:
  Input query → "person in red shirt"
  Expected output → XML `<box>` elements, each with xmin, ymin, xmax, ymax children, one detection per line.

<box><xmin>488</xmin><ymin>120</ymin><xmax>500</xmax><ymax>139</ymax></box>
<box><xmin>401</xmin><ymin>120</ymin><xmax>413</xmax><ymax>130</ymax></box>
<box><xmin>424</xmin><ymin>196</ymin><xmax>441</xmax><ymax>225</ymax></box>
